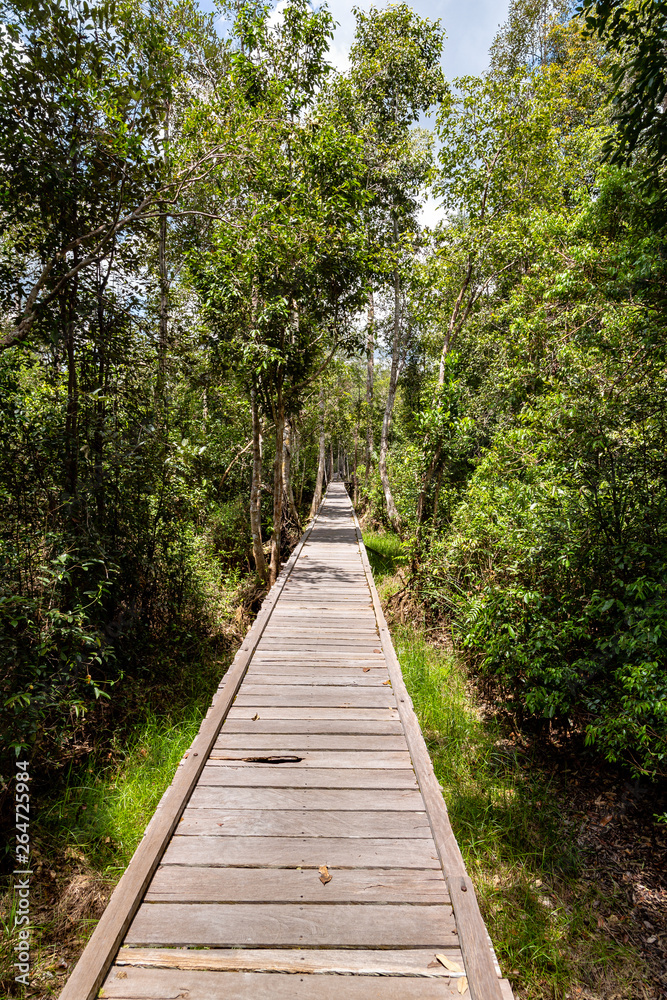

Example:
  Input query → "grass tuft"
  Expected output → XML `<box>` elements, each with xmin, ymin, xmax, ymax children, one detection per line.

<box><xmin>362</xmin><ymin>531</ymin><xmax>407</xmax><ymax>578</ymax></box>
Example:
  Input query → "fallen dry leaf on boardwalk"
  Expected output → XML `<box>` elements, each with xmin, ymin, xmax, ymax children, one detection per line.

<box><xmin>318</xmin><ymin>865</ymin><xmax>332</xmax><ymax>884</ymax></box>
<box><xmin>435</xmin><ymin>955</ymin><xmax>463</xmax><ymax>973</ymax></box>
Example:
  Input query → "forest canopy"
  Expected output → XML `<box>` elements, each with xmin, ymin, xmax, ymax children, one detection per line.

<box><xmin>1</xmin><ymin>0</ymin><xmax>666</xmax><ymax>786</ymax></box>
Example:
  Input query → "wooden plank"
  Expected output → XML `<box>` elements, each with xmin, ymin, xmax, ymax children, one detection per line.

<box><xmin>58</xmin><ymin>505</ymin><xmax>321</xmax><ymax>1000</ymax></box>
<box><xmin>248</xmin><ymin>655</ymin><xmax>384</xmax><ymax>662</ymax></box>
<box><xmin>233</xmin><ymin>687</ymin><xmax>396</xmax><ymax>707</ymax></box>
<box><xmin>197</xmin><ymin>766</ymin><xmax>418</xmax><ymax>788</ymax></box>
<box><xmin>145</xmin><ymin>866</ymin><xmax>449</xmax><ymax>903</ymax></box>
<box><xmin>226</xmin><ymin>707</ymin><xmax>399</xmax><ymax>721</ymax></box>
<box><xmin>116</xmin><ymin>946</ymin><xmax>463</xmax><ymax>977</ymax></box>
<box><xmin>352</xmin><ymin>501</ymin><xmax>507</xmax><ymax>1000</ymax></box>
<box><xmin>220</xmin><ymin>719</ymin><xmax>404</xmax><ymax>735</ymax></box>
<box><xmin>101</xmin><ymin>967</ymin><xmax>463</xmax><ymax>999</ymax></box>
<box><xmin>244</xmin><ymin>674</ymin><xmax>389</xmax><ymax>687</ymax></box>
<box><xmin>162</xmin><ymin>835</ymin><xmax>441</xmax><ymax>869</ymax></box>
<box><xmin>214</xmin><ymin>734</ymin><xmax>407</xmax><ymax>750</ymax></box>
<box><xmin>187</xmin><ymin>786</ymin><xmax>423</xmax><ymax>810</ymax></box>
<box><xmin>176</xmin><ymin>809</ymin><xmax>431</xmax><ymax>839</ymax></box>
<box><xmin>207</xmin><ymin>751</ymin><xmax>412</xmax><ymax>768</ymax></box>
<box><xmin>125</xmin><ymin>902</ymin><xmax>456</xmax><ymax>948</ymax></box>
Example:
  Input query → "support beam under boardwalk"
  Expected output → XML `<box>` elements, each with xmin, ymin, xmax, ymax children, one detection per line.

<box><xmin>59</xmin><ymin>483</ymin><xmax>513</xmax><ymax>1000</ymax></box>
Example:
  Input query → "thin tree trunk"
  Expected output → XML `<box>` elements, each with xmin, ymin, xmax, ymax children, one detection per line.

<box><xmin>432</xmin><ymin>464</ymin><xmax>444</xmax><ymax>526</ymax></box>
<box><xmin>157</xmin><ymin>207</ymin><xmax>168</xmax><ymax>390</ymax></box>
<box><xmin>63</xmin><ymin>274</ymin><xmax>78</xmax><ymax>501</ymax></box>
<box><xmin>310</xmin><ymin>387</ymin><xmax>326</xmax><ymax>517</ymax></box>
<box><xmin>269</xmin><ymin>386</ymin><xmax>285</xmax><ymax>587</ymax></box>
<box><xmin>379</xmin><ymin>239</ymin><xmax>402</xmax><ymax>530</ymax></box>
<box><xmin>250</xmin><ymin>385</ymin><xmax>268</xmax><ymax>583</ymax></box>
<box><xmin>353</xmin><ymin>426</ymin><xmax>359</xmax><ymax>506</ymax></box>
<box><xmin>416</xmin><ymin>444</ymin><xmax>442</xmax><ymax>525</ymax></box>
<box><xmin>282</xmin><ymin>415</ymin><xmax>302</xmax><ymax>530</ymax></box>
<box><xmin>365</xmin><ymin>294</ymin><xmax>374</xmax><ymax>485</ymax></box>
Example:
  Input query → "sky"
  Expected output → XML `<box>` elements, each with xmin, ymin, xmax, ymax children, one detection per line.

<box><xmin>196</xmin><ymin>0</ymin><xmax>512</xmax><ymax>223</ymax></box>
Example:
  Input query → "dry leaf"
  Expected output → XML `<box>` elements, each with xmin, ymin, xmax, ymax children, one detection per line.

<box><xmin>115</xmin><ymin>971</ymin><xmax>127</xmax><ymax>979</ymax></box>
<box><xmin>597</xmin><ymin>916</ymin><xmax>605</xmax><ymax>929</ymax></box>
<box><xmin>458</xmin><ymin>976</ymin><xmax>469</xmax><ymax>995</ymax></box>
<box><xmin>600</xmin><ymin>814</ymin><xmax>613</xmax><ymax>826</ymax></box>
<box><xmin>252</xmin><ymin>713</ymin><xmax>260</xmax><ymax>721</ymax></box>
<box><xmin>318</xmin><ymin>865</ymin><xmax>332</xmax><ymax>884</ymax></box>
<box><xmin>373</xmin><ymin>648</ymin><xmax>381</xmax><ymax>652</ymax></box>
<box><xmin>435</xmin><ymin>955</ymin><xmax>463</xmax><ymax>973</ymax></box>
<box><xmin>427</xmin><ymin>960</ymin><xmax>440</xmax><ymax>968</ymax></box>
<box><xmin>362</xmin><ymin>667</ymin><xmax>370</xmax><ymax>672</ymax></box>
<box><xmin>382</xmin><ymin>679</ymin><xmax>391</xmax><ymax>686</ymax></box>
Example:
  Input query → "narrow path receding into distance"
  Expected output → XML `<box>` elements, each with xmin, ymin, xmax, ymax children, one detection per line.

<box><xmin>60</xmin><ymin>483</ymin><xmax>512</xmax><ymax>1000</ymax></box>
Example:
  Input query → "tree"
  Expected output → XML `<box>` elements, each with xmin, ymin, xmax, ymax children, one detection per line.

<box><xmin>340</xmin><ymin>4</ymin><xmax>445</xmax><ymax>529</ymax></box>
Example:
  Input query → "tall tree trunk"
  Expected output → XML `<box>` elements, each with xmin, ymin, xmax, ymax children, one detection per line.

<box><xmin>353</xmin><ymin>426</ymin><xmax>359</xmax><ymax>506</ymax></box>
<box><xmin>379</xmin><ymin>240</ymin><xmax>402</xmax><ymax>530</ymax></box>
<box><xmin>310</xmin><ymin>387</ymin><xmax>326</xmax><ymax>517</ymax></box>
<box><xmin>157</xmin><ymin>207</ymin><xmax>168</xmax><ymax>390</ymax></box>
<box><xmin>157</xmin><ymin>104</ymin><xmax>170</xmax><ymax>399</ymax></box>
<box><xmin>282</xmin><ymin>415</ymin><xmax>302</xmax><ymax>531</ymax></box>
<box><xmin>269</xmin><ymin>385</ymin><xmax>285</xmax><ymax>587</ymax></box>
<box><xmin>63</xmin><ymin>272</ymin><xmax>78</xmax><ymax>502</ymax></box>
<box><xmin>432</xmin><ymin>464</ymin><xmax>444</xmax><ymax>526</ymax></box>
<box><xmin>365</xmin><ymin>293</ymin><xmax>374</xmax><ymax>485</ymax></box>
<box><xmin>250</xmin><ymin>385</ymin><xmax>268</xmax><ymax>583</ymax></box>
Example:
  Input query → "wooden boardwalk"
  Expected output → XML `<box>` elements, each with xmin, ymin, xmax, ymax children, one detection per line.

<box><xmin>60</xmin><ymin>483</ymin><xmax>512</xmax><ymax>1000</ymax></box>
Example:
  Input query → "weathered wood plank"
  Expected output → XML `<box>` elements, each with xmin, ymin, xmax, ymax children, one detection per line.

<box><xmin>125</xmin><ymin>902</ymin><xmax>456</xmax><ymax>948</ymax></box>
<box><xmin>234</xmin><ymin>687</ymin><xmax>396</xmax><ymax>707</ymax></box>
<box><xmin>220</xmin><ymin>719</ymin><xmax>404</xmax><ymax>735</ymax></box>
<box><xmin>115</xmin><ymin>946</ymin><xmax>463</xmax><ymax>977</ymax></box>
<box><xmin>101</xmin><ymin>967</ymin><xmax>464</xmax><ymax>999</ymax></box>
<box><xmin>145</xmin><ymin>866</ymin><xmax>449</xmax><ymax>903</ymax></box>
<box><xmin>207</xmin><ymin>751</ymin><xmax>412</xmax><ymax>768</ymax></box>
<box><xmin>176</xmin><ymin>809</ymin><xmax>431</xmax><ymax>839</ymax></box>
<box><xmin>197</xmin><ymin>766</ymin><xmax>418</xmax><ymax>788</ymax></box>
<box><xmin>243</xmin><ymin>676</ymin><xmax>389</xmax><ymax>688</ymax></box>
<box><xmin>214</xmin><ymin>734</ymin><xmax>407</xmax><ymax>751</ymax></box>
<box><xmin>225</xmin><ymin>706</ymin><xmax>399</xmax><ymax>721</ymax></box>
<box><xmin>187</xmin><ymin>785</ymin><xmax>422</xmax><ymax>810</ymax></box>
<box><xmin>162</xmin><ymin>835</ymin><xmax>441</xmax><ymax>868</ymax></box>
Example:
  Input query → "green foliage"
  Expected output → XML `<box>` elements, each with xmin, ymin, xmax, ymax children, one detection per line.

<box><xmin>579</xmin><ymin>0</ymin><xmax>667</xmax><ymax>176</ymax></box>
<box><xmin>396</xmin><ymin>626</ymin><xmax>646</xmax><ymax>998</ymax></box>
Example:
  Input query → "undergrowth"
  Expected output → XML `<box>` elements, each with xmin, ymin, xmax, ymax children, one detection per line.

<box><xmin>396</xmin><ymin>627</ymin><xmax>651</xmax><ymax>999</ymax></box>
<box><xmin>0</xmin><ymin>646</ymin><xmax>230</xmax><ymax>998</ymax></box>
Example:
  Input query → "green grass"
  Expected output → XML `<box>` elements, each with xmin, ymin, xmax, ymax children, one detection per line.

<box><xmin>393</xmin><ymin>626</ymin><xmax>646</xmax><ymax>1000</ymax></box>
<box><xmin>362</xmin><ymin>530</ymin><xmax>407</xmax><ymax>578</ymax></box>
<box><xmin>40</xmin><ymin>711</ymin><xmax>203</xmax><ymax>875</ymax></box>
